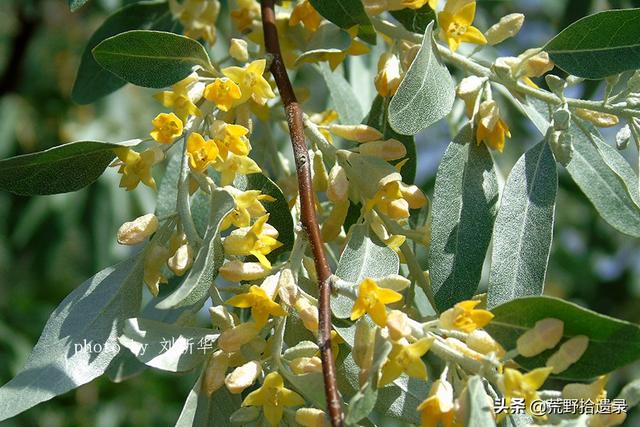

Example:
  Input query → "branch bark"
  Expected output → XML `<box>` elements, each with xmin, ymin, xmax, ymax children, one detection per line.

<box><xmin>260</xmin><ymin>1</ymin><xmax>344</xmax><ymax>425</ymax></box>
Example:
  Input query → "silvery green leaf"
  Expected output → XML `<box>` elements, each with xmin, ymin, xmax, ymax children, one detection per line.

<box><xmin>157</xmin><ymin>189</ymin><xmax>235</xmax><ymax>309</ymax></box>
<box><xmin>0</xmin><ymin>256</ymin><xmax>144</xmax><ymax>421</ymax></box>
<box><xmin>317</xmin><ymin>62</ymin><xmax>364</xmax><ymax>125</ymax></box>
<box><xmin>175</xmin><ymin>370</ymin><xmax>240</xmax><ymax>427</ymax></box>
<box><xmin>388</xmin><ymin>22</ymin><xmax>455</xmax><ymax>135</ymax></box>
<box><xmin>429</xmin><ymin>125</ymin><xmax>499</xmax><ymax>311</ymax></box>
<box><xmin>119</xmin><ymin>318</ymin><xmax>218</xmax><ymax>372</ymax></box>
<box><xmin>466</xmin><ymin>376</ymin><xmax>496</xmax><ymax>427</ymax></box>
<box><xmin>487</xmin><ymin>142</ymin><xmax>557</xmax><ymax>308</ymax></box>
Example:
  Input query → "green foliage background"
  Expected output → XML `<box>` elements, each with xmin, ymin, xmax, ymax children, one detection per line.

<box><xmin>1</xmin><ymin>0</ymin><xmax>640</xmax><ymax>425</ymax></box>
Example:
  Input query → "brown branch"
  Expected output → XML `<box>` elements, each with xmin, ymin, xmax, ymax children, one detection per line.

<box><xmin>259</xmin><ymin>1</ymin><xmax>344</xmax><ymax>425</ymax></box>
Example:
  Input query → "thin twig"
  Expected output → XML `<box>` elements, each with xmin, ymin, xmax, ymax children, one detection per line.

<box><xmin>259</xmin><ymin>1</ymin><xmax>344</xmax><ymax>425</ymax></box>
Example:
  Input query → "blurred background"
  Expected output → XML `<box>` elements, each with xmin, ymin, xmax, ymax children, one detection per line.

<box><xmin>0</xmin><ymin>0</ymin><xmax>640</xmax><ymax>425</ymax></box>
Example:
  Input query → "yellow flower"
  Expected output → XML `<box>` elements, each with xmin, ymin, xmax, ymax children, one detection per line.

<box><xmin>375</xmin><ymin>53</ymin><xmax>402</xmax><ymax>97</ymax></box>
<box><xmin>169</xmin><ymin>0</ymin><xmax>219</xmax><ymax>45</ymax></box>
<box><xmin>418</xmin><ymin>379</ymin><xmax>455</xmax><ymax>427</ymax></box>
<box><xmin>476</xmin><ymin>100</ymin><xmax>511</xmax><ymax>152</ymax></box>
<box><xmin>214</xmin><ymin>152</ymin><xmax>262</xmax><ymax>185</ymax></box>
<box><xmin>223</xmin><ymin>214</ymin><xmax>283</xmax><ymax>268</ymax></box>
<box><xmin>113</xmin><ymin>147</ymin><xmax>163</xmax><ymax>191</ymax></box>
<box><xmin>154</xmin><ymin>74</ymin><xmax>202</xmax><ymax>122</ymax></box>
<box><xmin>222</xmin><ymin>59</ymin><xmax>276</xmax><ymax>105</ymax></box>
<box><xmin>500</xmin><ymin>367</ymin><xmax>552</xmax><ymax>416</ymax></box>
<box><xmin>242</xmin><ymin>371</ymin><xmax>305</xmax><ymax>426</ymax></box>
<box><xmin>438</xmin><ymin>0</ymin><xmax>487</xmax><ymax>52</ymax></box>
<box><xmin>350</xmin><ymin>278</ymin><xmax>403</xmax><ymax>327</ymax></box>
<box><xmin>438</xmin><ymin>300</ymin><xmax>494</xmax><ymax>332</ymax></box>
<box><xmin>186</xmin><ymin>132</ymin><xmax>219</xmax><ymax>172</ymax></box>
<box><xmin>366</xmin><ymin>180</ymin><xmax>426</xmax><ymax>220</ymax></box>
<box><xmin>379</xmin><ymin>337</ymin><xmax>434</xmax><ymax>386</ymax></box>
<box><xmin>204</xmin><ymin>78</ymin><xmax>242</xmax><ymax>111</ymax></box>
<box><xmin>230</xmin><ymin>0</ymin><xmax>261</xmax><ymax>33</ymax></box>
<box><xmin>289</xmin><ymin>0</ymin><xmax>322</xmax><ymax>32</ymax></box>
<box><xmin>309</xmin><ymin>109</ymin><xmax>339</xmax><ymax>143</ymax></box>
<box><xmin>150</xmin><ymin>112</ymin><xmax>183</xmax><ymax>144</ymax></box>
<box><xmin>226</xmin><ymin>285</ymin><xmax>287</xmax><ymax>327</ymax></box>
<box><xmin>210</xmin><ymin>120</ymin><xmax>251</xmax><ymax>159</ymax></box>
<box><xmin>221</xmin><ymin>187</ymin><xmax>275</xmax><ymax>230</ymax></box>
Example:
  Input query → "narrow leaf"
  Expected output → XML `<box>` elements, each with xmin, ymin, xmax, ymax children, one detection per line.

<box><xmin>566</xmin><ymin>117</ymin><xmax>640</xmax><ymax>237</ymax></box>
<box><xmin>317</xmin><ymin>63</ymin><xmax>364</xmax><ymax>125</ymax></box>
<box><xmin>466</xmin><ymin>376</ymin><xmax>496</xmax><ymax>427</ymax></box>
<box><xmin>389</xmin><ymin>22</ymin><xmax>455</xmax><ymax>135</ymax></box>
<box><xmin>487</xmin><ymin>142</ymin><xmax>557</xmax><ymax>308</ymax></box>
<box><xmin>429</xmin><ymin>126</ymin><xmax>499</xmax><ymax>311</ymax></box>
<box><xmin>119</xmin><ymin>318</ymin><xmax>218</xmax><ymax>372</ymax></box>
<box><xmin>545</xmin><ymin>8</ymin><xmax>640</xmax><ymax>79</ymax></box>
<box><xmin>390</xmin><ymin>5</ymin><xmax>436</xmax><ymax>34</ymax></box>
<box><xmin>175</xmin><ymin>370</ymin><xmax>240</xmax><ymax>427</ymax></box>
<box><xmin>486</xmin><ymin>296</ymin><xmax>640</xmax><ymax>379</ymax></box>
<box><xmin>93</xmin><ymin>30</ymin><xmax>213</xmax><ymax>89</ymax></box>
<box><xmin>156</xmin><ymin>189</ymin><xmax>234</xmax><ymax>309</ymax></box>
<box><xmin>69</xmin><ymin>0</ymin><xmax>90</xmax><ymax>12</ymax></box>
<box><xmin>0</xmin><ymin>256</ymin><xmax>143</xmax><ymax>420</ymax></box>
<box><xmin>308</xmin><ymin>0</ymin><xmax>376</xmax><ymax>44</ymax></box>
<box><xmin>72</xmin><ymin>1</ymin><xmax>174</xmax><ymax>104</ymax></box>
<box><xmin>0</xmin><ymin>139</ymin><xmax>137</xmax><ymax>196</ymax></box>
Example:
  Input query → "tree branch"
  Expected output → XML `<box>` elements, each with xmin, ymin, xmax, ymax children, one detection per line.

<box><xmin>259</xmin><ymin>1</ymin><xmax>344</xmax><ymax>425</ymax></box>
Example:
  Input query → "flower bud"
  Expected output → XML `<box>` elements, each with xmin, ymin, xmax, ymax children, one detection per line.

<box><xmin>202</xmin><ymin>350</ymin><xmax>229</xmax><ymax>395</ymax></box>
<box><xmin>387</xmin><ymin>310</ymin><xmax>411</xmax><ymax>341</ymax></box>
<box><xmin>520</xmin><ymin>50</ymin><xmax>554</xmax><ymax>77</ymax></box>
<box><xmin>375</xmin><ymin>52</ymin><xmax>402</xmax><ymax>97</ymax></box>
<box><xmin>327</xmin><ymin>164</ymin><xmax>349</xmax><ymax>202</ymax></box>
<box><xmin>218</xmin><ymin>322</ymin><xmax>261</xmax><ymax>353</ymax></box>
<box><xmin>516</xmin><ymin>318</ymin><xmax>564</xmax><ymax>357</ymax></box>
<box><xmin>575</xmin><ymin>108</ymin><xmax>619</xmax><ymax>127</ymax></box>
<box><xmin>352</xmin><ymin>319</ymin><xmax>375</xmax><ymax>369</ymax></box>
<box><xmin>376</xmin><ymin>275</ymin><xmax>410</xmax><ymax>292</ymax></box>
<box><xmin>628</xmin><ymin>70</ymin><xmax>640</xmax><ymax>92</ymax></box>
<box><xmin>457</xmin><ymin>75</ymin><xmax>485</xmax><ymax>116</ymax></box>
<box><xmin>563</xmin><ymin>375</ymin><xmax>608</xmax><ymax>401</ymax></box>
<box><xmin>466</xmin><ymin>329</ymin><xmax>505</xmax><ymax>357</ymax></box>
<box><xmin>143</xmin><ymin>243</ymin><xmax>171</xmax><ymax>296</ymax></box>
<box><xmin>400</xmin><ymin>183</ymin><xmax>428</xmax><ymax>209</ymax></box>
<box><xmin>167</xmin><ymin>243</ymin><xmax>194</xmax><ymax>276</ymax></box>
<box><xmin>117</xmin><ymin>214</ymin><xmax>158</xmax><ymax>245</ymax></box>
<box><xmin>321</xmin><ymin>199</ymin><xmax>349</xmax><ymax>242</ymax></box>
<box><xmin>549</xmin><ymin>130</ymin><xmax>573</xmax><ymax>166</ymax></box>
<box><xmin>387</xmin><ymin>198</ymin><xmax>410</xmax><ymax>219</ymax></box>
<box><xmin>219</xmin><ymin>261</ymin><xmax>271</xmax><ymax>282</ymax></box>
<box><xmin>328</xmin><ymin>124</ymin><xmax>383</xmax><ymax>143</ymax></box>
<box><xmin>296</xmin><ymin>299</ymin><xmax>319</xmax><ymax>332</ymax></box>
<box><xmin>209</xmin><ymin>305</ymin><xmax>237</xmax><ymax>331</ymax></box>
<box><xmin>295</xmin><ymin>408</ymin><xmax>330</xmax><ymax>427</ymax></box>
<box><xmin>485</xmin><ymin>13</ymin><xmax>524</xmax><ymax>45</ymax></box>
<box><xmin>399</xmin><ymin>40</ymin><xmax>420</xmax><ymax>70</ymax></box>
<box><xmin>545</xmin><ymin>74</ymin><xmax>566</xmax><ymax>97</ymax></box>
<box><xmin>444</xmin><ymin>337</ymin><xmax>484</xmax><ymax>361</ymax></box>
<box><xmin>277</xmin><ymin>269</ymin><xmax>298</xmax><ymax>306</ymax></box>
<box><xmin>290</xmin><ymin>356</ymin><xmax>323</xmax><ymax>375</ymax></box>
<box><xmin>312</xmin><ymin>150</ymin><xmax>329</xmax><ymax>192</ymax></box>
<box><xmin>552</xmin><ymin>107</ymin><xmax>571</xmax><ymax>131</ymax></box>
<box><xmin>225</xmin><ymin>360</ymin><xmax>261</xmax><ymax>393</ymax></box>
<box><xmin>229</xmin><ymin>38</ymin><xmax>249</xmax><ymax>62</ymax></box>
<box><xmin>616</xmin><ymin>125</ymin><xmax>631</xmax><ymax>150</ymax></box>
<box><xmin>358</xmin><ymin>139</ymin><xmax>407</xmax><ymax>161</ymax></box>
<box><xmin>546</xmin><ymin>335</ymin><xmax>589</xmax><ymax>374</ymax></box>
